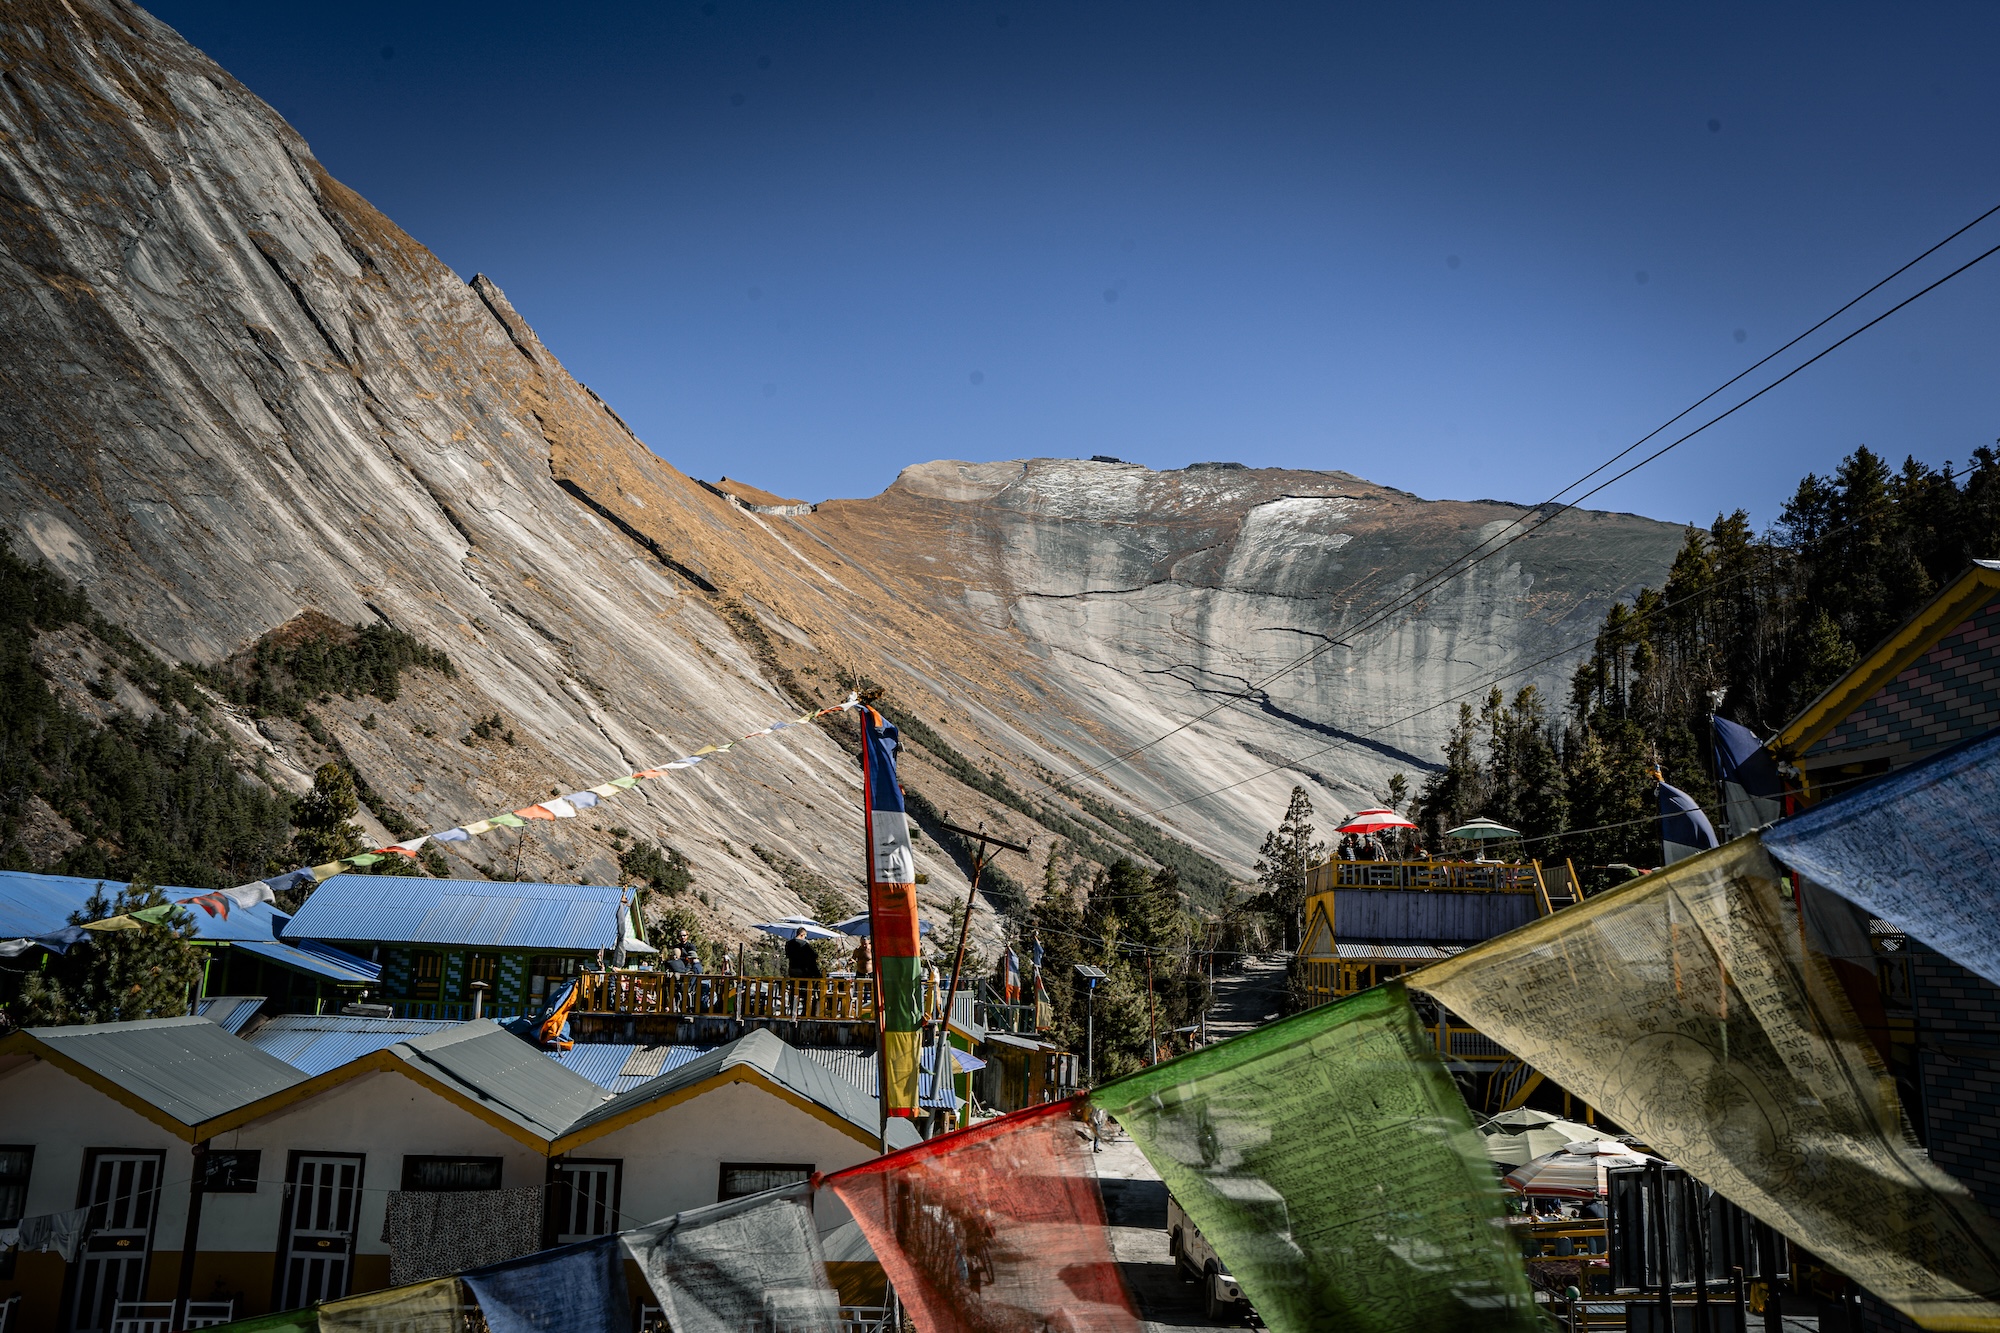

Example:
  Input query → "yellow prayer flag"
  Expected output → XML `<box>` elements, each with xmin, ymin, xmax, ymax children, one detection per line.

<box><xmin>1411</xmin><ymin>837</ymin><xmax>2000</xmax><ymax>1330</ymax></box>
<box><xmin>318</xmin><ymin>1278</ymin><xmax>460</xmax><ymax>1333</ymax></box>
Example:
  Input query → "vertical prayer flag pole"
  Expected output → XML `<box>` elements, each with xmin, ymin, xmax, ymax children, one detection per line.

<box><xmin>860</xmin><ymin>705</ymin><xmax>924</xmax><ymax>1122</ymax></box>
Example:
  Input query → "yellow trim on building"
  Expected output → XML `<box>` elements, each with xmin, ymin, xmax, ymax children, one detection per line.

<box><xmin>551</xmin><ymin>1066</ymin><xmax>880</xmax><ymax>1154</ymax></box>
<box><xmin>1773</xmin><ymin>562</ymin><xmax>2000</xmax><ymax>761</ymax></box>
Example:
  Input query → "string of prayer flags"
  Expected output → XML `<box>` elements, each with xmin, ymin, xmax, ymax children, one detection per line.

<box><xmin>620</xmin><ymin>1181</ymin><xmax>841</xmax><ymax>1333</ymax></box>
<box><xmin>1090</xmin><ymin>982</ymin><xmax>1542</xmax><ymax>1333</ymax></box>
<box><xmin>463</xmin><ymin>1235</ymin><xmax>629</xmax><ymax>1333</ymax></box>
<box><xmin>79</xmin><ymin>904</ymin><xmax>176</xmax><ymax>933</ymax></box>
<box><xmin>1411</xmin><ymin>837</ymin><xmax>2000</xmax><ymax>1330</ymax></box>
<box><xmin>135</xmin><ymin>695</ymin><xmax>861</xmax><ymax>932</ymax></box>
<box><xmin>1763</xmin><ymin>728</ymin><xmax>2000</xmax><ymax>989</ymax></box>
<box><xmin>824</xmin><ymin>1099</ymin><xmax>1142</xmax><ymax>1333</ymax></box>
<box><xmin>859</xmin><ymin>704</ymin><xmax>923</xmax><ymax>1116</ymax></box>
<box><xmin>316</xmin><ymin>1278</ymin><xmax>462</xmax><ymax>1333</ymax></box>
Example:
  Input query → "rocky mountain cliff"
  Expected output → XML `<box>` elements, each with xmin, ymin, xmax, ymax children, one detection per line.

<box><xmin>0</xmin><ymin>0</ymin><xmax>1686</xmax><ymax>948</ymax></box>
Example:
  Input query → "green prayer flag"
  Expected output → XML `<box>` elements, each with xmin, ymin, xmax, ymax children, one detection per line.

<box><xmin>129</xmin><ymin>904</ymin><xmax>176</xmax><ymax>924</ymax></box>
<box><xmin>195</xmin><ymin>1308</ymin><xmax>317</xmax><ymax>1333</ymax></box>
<box><xmin>1091</xmin><ymin>983</ymin><xmax>1539</xmax><ymax>1333</ymax></box>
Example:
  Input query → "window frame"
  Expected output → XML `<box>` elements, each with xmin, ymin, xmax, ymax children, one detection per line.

<box><xmin>715</xmin><ymin>1162</ymin><xmax>814</xmax><ymax>1204</ymax></box>
<box><xmin>400</xmin><ymin>1156</ymin><xmax>504</xmax><ymax>1193</ymax></box>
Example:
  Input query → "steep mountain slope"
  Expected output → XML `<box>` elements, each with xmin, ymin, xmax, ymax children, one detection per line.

<box><xmin>0</xmin><ymin>0</ymin><xmax>1685</xmax><ymax>947</ymax></box>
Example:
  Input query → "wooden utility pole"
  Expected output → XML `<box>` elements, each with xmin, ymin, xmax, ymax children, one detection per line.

<box><xmin>1145</xmin><ymin>949</ymin><xmax>1158</xmax><ymax>1065</ymax></box>
<box><xmin>935</xmin><ymin>819</ymin><xmax>1030</xmax><ymax>1056</ymax></box>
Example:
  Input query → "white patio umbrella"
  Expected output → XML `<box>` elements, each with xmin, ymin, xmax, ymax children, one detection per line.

<box><xmin>754</xmin><ymin>916</ymin><xmax>839</xmax><ymax>941</ymax></box>
<box><xmin>1336</xmin><ymin>808</ymin><xmax>1417</xmax><ymax>835</ymax></box>
<box><xmin>1445</xmin><ymin>818</ymin><xmax>1522</xmax><ymax>841</ymax></box>
<box><xmin>1504</xmin><ymin>1141</ymin><xmax>1658</xmax><ymax>1197</ymax></box>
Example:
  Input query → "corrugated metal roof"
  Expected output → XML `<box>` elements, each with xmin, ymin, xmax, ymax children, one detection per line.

<box><xmin>1332</xmin><ymin>942</ymin><xmax>1466</xmax><ymax>961</ymax></box>
<box><xmin>0</xmin><ymin>870</ymin><xmax>133</xmax><ymax>937</ymax></box>
<box><xmin>227</xmin><ymin>936</ymin><xmax>381</xmax><ymax>984</ymax></box>
<box><xmin>389</xmin><ymin>1022</ymin><xmax>614</xmax><ymax>1136</ymax></box>
<box><xmin>0</xmin><ymin>871</ymin><xmax>378</xmax><ymax>982</ymax></box>
<box><xmin>286</xmin><ymin>876</ymin><xmax>635</xmax><ymax>951</ymax></box>
<box><xmin>30</xmin><ymin>1017</ymin><xmax>307</xmax><ymax>1127</ymax></box>
<box><xmin>567</xmin><ymin>1029</ymin><xmax>922</xmax><ymax>1148</ymax></box>
<box><xmin>196</xmin><ymin>996</ymin><xmax>266</xmax><ymax>1035</ymax></box>
<box><xmin>550</xmin><ymin>1043</ymin><xmax>647</xmax><ymax>1088</ymax></box>
<box><xmin>799</xmin><ymin>1046</ymin><xmax>960</xmax><ymax>1110</ymax></box>
<box><xmin>244</xmin><ymin>1014</ymin><xmax>459</xmax><ymax>1077</ymax></box>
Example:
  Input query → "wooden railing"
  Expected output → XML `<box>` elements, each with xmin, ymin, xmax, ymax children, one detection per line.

<box><xmin>574</xmin><ymin>971</ymin><xmax>882</xmax><ymax>1021</ymax></box>
<box><xmin>1306</xmin><ymin>859</ymin><xmax>1545</xmax><ymax>893</ymax></box>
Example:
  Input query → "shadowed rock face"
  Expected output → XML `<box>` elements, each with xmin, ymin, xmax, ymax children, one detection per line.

<box><xmin>0</xmin><ymin>0</ymin><xmax>1685</xmax><ymax>929</ymax></box>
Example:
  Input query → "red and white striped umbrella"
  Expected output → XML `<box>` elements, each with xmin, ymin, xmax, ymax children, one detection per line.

<box><xmin>1503</xmin><ymin>1141</ymin><xmax>1657</xmax><ymax>1197</ymax></box>
<box><xmin>1336</xmin><ymin>807</ymin><xmax>1417</xmax><ymax>834</ymax></box>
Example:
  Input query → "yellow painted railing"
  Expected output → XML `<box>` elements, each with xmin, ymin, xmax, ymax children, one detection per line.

<box><xmin>574</xmin><ymin>971</ymin><xmax>878</xmax><ymax>1020</ymax></box>
<box><xmin>1306</xmin><ymin>859</ymin><xmax>1544</xmax><ymax>894</ymax></box>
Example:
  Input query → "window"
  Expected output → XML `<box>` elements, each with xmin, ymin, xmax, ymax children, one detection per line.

<box><xmin>716</xmin><ymin>1163</ymin><xmax>812</xmax><ymax>1203</ymax></box>
<box><xmin>198</xmin><ymin>1150</ymin><xmax>261</xmax><ymax>1194</ymax></box>
<box><xmin>548</xmin><ymin>1160</ymin><xmax>621</xmax><ymax>1244</ymax></box>
<box><xmin>0</xmin><ymin>1146</ymin><xmax>29</xmax><ymax>1281</ymax></box>
<box><xmin>401</xmin><ymin>1157</ymin><xmax>502</xmax><ymax>1192</ymax></box>
<box><xmin>412</xmin><ymin>951</ymin><xmax>444</xmax><ymax>1001</ymax></box>
<box><xmin>467</xmin><ymin>954</ymin><xmax>500</xmax><ymax>988</ymax></box>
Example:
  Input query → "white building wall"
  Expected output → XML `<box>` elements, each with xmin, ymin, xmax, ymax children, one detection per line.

<box><xmin>210</xmin><ymin>1069</ymin><xmax>543</xmax><ymax>1257</ymax></box>
<box><xmin>584</xmin><ymin>1079</ymin><xmax>880</xmax><ymax>1232</ymax></box>
<box><xmin>0</xmin><ymin>1057</ymin><xmax>187</xmax><ymax>1220</ymax></box>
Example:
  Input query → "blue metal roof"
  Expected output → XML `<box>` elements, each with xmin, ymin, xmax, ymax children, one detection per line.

<box><xmin>286</xmin><ymin>876</ymin><xmax>636</xmax><ymax>951</ymax></box>
<box><xmin>550</xmin><ymin>1043</ymin><xmax>646</xmax><ymax>1088</ymax></box>
<box><xmin>224</xmin><ymin>935</ymin><xmax>381</xmax><ymax>985</ymax></box>
<box><xmin>0</xmin><ymin>870</ymin><xmax>378</xmax><ymax>982</ymax></box>
<box><xmin>0</xmin><ymin>870</ymin><xmax>149</xmax><ymax>937</ymax></box>
<box><xmin>245</xmin><ymin>1013</ymin><xmax>459</xmax><ymax>1077</ymax></box>
<box><xmin>195</xmin><ymin>996</ymin><xmax>267</xmax><ymax>1035</ymax></box>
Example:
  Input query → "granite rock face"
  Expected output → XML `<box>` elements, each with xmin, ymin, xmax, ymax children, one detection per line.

<box><xmin>0</xmin><ymin>0</ymin><xmax>1687</xmax><ymax>936</ymax></box>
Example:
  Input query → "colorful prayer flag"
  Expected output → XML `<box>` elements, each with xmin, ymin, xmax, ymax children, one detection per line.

<box><xmin>1091</xmin><ymin>983</ymin><xmax>1541</xmax><ymax>1333</ymax></box>
<box><xmin>860</xmin><ymin>705</ymin><xmax>922</xmax><ymax>1117</ymax></box>
<box><xmin>824</xmin><ymin>1098</ymin><xmax>1142</xmax><ymax>1333</ymax></box>
<box><xmin>620</xmin><ymin>1182</ymin><xmax>840</xmax><ymax>1333</ymax></box>
<box><xmin>463</xmin><ymin>1235</ymin><xmax>628</xmax><ymax>1333</ymax></box>
<box><xmin>1411</xmin><ymin>837</ymin><xmax>2000</xmax><ymax>1329</ymax></box>
<box><xmin>318</xmin><ymin>1278</ymin><xmax>460</xmax><ymax>1333</ymax></box>
<box><xmin>1762</xmin><ymin>729</ymin><xmax>2000</xmax><ymax>990</ymax></box>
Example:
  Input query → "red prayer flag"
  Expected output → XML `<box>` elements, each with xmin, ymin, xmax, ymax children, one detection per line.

<box><xmin>823</xmin><ymin>1098</ymin><xmax>1142</xmax><ymax>1333</ymax></box>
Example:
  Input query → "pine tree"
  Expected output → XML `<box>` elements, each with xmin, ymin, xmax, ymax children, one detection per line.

<box><xmin>288</xmin><ymin>763</ymin><xmax>364</xmax><ymax>869</ymax></box>
<box><xmin>1254</xmin><ymin>787</ymin><xmax>1325</xmax><ymax>950</ymax></box>
<box><xmin>5</xmin><ymin>883</ymin><xmax>204</xmax><ymax>1027</ymax></box>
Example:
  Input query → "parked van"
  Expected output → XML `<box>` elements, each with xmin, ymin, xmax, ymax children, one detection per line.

<box><xmin>1166</xmin><ymin>1190</ymin><xmax>1254</xmax><ymax>1324</ymax></box>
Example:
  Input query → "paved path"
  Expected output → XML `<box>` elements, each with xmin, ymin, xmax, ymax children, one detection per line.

<box><xmin>1203</xmin><ymin>951</ymin><xmax>1291</xmax><ymax>1041</ymax></box>
<box><xmin>1091</xmin><ymin>1122</ymin><xmax>1249</xmax><ymax>1330</ymax></box>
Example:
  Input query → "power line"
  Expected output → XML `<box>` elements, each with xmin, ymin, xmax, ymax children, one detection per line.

<box><xmin>1035</xmin><ymin>201</ymin><xmax>2000</xmax><ymax>798</ymax></box>
<box><xmin>1136</xmin><ymin>531</ymin><xmax>1801</xmax><ymax>816</ymax></box>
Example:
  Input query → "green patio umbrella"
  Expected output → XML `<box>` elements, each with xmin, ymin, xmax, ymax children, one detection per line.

<box><xmin>1445</xmin><ymin>818</ymin><xmax>1522</xmax><ymax>841</ymax></box>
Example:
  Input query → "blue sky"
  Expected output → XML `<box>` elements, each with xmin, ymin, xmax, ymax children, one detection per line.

<box><xmin>153</xmin><ymin>1</ymin><xmax>2000</xmax><ymax>526</ymax></box>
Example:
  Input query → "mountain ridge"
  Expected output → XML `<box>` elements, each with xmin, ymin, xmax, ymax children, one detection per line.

<box><xmin>0</xmin><ymin>0</ymin><xmax>1687</xmax><ymax>950</ymax></box>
